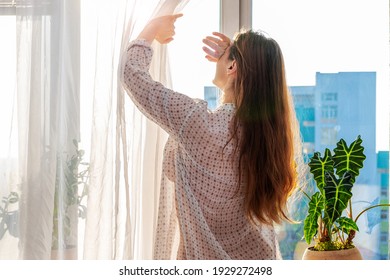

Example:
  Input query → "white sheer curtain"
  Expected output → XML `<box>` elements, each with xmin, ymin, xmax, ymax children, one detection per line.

<box><xmin>0</xmin><ymin>0</ymin><xmax>189</xmax><ymax>260</ymax></box>
<box><xmin>82</xmin><ymin>0</ymin><xmax>189</xmax><ymax>260</ymax></box>
<box><xmin>0</xmin><ymin>0</ymin><xmax>80</xmax><ymax>259</ymax></box>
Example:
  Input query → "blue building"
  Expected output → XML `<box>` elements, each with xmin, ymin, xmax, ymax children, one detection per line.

<box><xmin>290</xmin><ymin>72</ymin><xmax>377</xmax><ymax>185</ymax></box>
<box><xmin>290</xmin><ymin>86</ymin><xmax>316</xmax><ymax>158</ymax></box>
<box><xmin>204</xmin><ymin>86</ymin><xmax>219</xmax><ymax>110</ymax></box>
<box><xmin>377</xmin><ymin>151</ymin><xmax>389</xmax><ymax>259</ymax></box>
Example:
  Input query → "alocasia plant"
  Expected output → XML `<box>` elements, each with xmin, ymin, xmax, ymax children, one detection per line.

<box><xmin>303</xmin><ymin>136</ymin><xmax>389</xmax><ymax>250</ymax></box>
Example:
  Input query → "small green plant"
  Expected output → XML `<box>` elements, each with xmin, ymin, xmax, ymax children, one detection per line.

<box><xmin>51</xmin><ymin>140</ymin><xmax>89</xmax><ymax>250</ymax></box>
<box><xmin>303</xmin><ymin>135</ymin><xmax>390</xmax><ymax>251</ymax></box>
<box><xmin>0</xmin><ymin>192</ymin><xmax>19</xmax><ymax>240</ymax></box>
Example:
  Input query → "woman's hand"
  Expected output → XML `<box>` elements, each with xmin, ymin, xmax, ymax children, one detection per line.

<box><xmin>137</xmin><ymin>14</ymin><xmax>183</xmax><ymax>45</ymax></box>
<box><xmin>202</xmin><ymin>32</ymin><xmax>231</xmax><ymax>62</ymax></box>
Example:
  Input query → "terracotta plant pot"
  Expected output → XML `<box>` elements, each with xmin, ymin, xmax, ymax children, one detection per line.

<box><xmin>51</xmin><ymin>247</ymin><xmax>78</xmax><ymax>260</ymax></box>
<box><xmin>302</xmin><ymin>246</ymin><xmax>363</xmax><ymax>260</ymax></box>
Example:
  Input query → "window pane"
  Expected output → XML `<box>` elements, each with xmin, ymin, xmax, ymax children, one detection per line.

<box><xmin>0</xmin><ymin>15</ymin><xmax>17</xmax><ymax>259</ymax></box>
<box><xmin>169</xmin><ymin>0</ymin><xmax>220</xmax><ymax>104</ymax></box>
<box><xmin>0</xmin><ymin>16</ymin><xmax>16</xmax><ymax>159</ymax></box>
<box><xmin>253</xmin><ymin>0</ymin><xmax>389</xmax><ymax>260</ymax></box>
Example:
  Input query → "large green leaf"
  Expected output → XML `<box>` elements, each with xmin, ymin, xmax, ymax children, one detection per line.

<box><xmin>324</xmin><ymin>172</ymin><xmax>353</xmax><ymax>223</ymax></box>
<box><xmin>308</xmin><ymin>149</ymin><xmax>334</xmax><ymax>191</ymax></box>
<box><xmin>303</xmin><ymin>192</ymin><xmax>323</xmax><ymax>244</ymax></box>
<box><xmin>336</xmin><ymin>217</ymin><xmax>359</xmax><ymax>235</ymax></box>
<box><xmin>333</xmin><ymin>136</ymin><xmax>366</xmax><ymax>184</ymax></box>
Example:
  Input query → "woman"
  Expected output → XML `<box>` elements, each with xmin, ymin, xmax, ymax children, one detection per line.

<box><xmin>121</xmin><ymin>14</ymin><xmax>303</xmax><ymax>259</ymax></box>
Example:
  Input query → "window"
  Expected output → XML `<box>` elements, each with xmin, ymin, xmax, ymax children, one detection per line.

<box><xmin>170</xmin><ymin>0</ymin><xmax>390</xmax><ymax>260</ymax></box>
<box><xmin>381</xmin><ymin>209</ymin><xmax>388</xmax><ymax>220</ymax></box>
<box><xmin>322</xmin><ymin>92</ymin><xmax>338</xmax><ymax>102</ymax></box>
<box><xmin>321</xmin><ymin>127</ymin><xmax>338</xmax><ymax>146</ymax></box>
<box><xmin>321</xmin><ymin>105</ymin><xmax>338</xmax><ymax>119</ymax></box>
<box><xmin>0</xmin><ymin>16</ymin><xmax>15</xmax><ymax>159</ymax></box>
<box><xmin>253</xmin><ymin>0</ymin><xmax>389</xmax><ymax>260</ymax></box>
<box><xmin>0</xmin><ymin>1</ymin><xmax>81</xmax><ymax>259</ymax></box>
<box><xmin>169</xmin><ymin>0</ymin><xmax>220</xmax><ymax>101</ymax></box>
<box><xmin>1</xmin><ymin>0</ymin><xmax>388</xmax><ymax>261</ymax></box>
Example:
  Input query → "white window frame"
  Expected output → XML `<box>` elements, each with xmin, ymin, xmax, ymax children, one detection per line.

<box><xmin>220</xmin><ymin>0</ymin><xmax>252</xmax><ymax>38</ymax></box>
<box><xmin>0</xmin><ymin>1</ymin><xmax>15</xmax><ymax>15</ymax></box>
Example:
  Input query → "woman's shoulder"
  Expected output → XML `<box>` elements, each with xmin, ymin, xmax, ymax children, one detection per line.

<box><xmin>213</xmin><ymin>103</ymin><xmax>235</xmax><ymax>113</ymax></box>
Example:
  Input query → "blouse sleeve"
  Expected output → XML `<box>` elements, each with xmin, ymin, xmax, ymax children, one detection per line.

<box><xmin>121</xmin><ymin>39</ymin><xmax>210</xmax><ymax>142</ymax></box>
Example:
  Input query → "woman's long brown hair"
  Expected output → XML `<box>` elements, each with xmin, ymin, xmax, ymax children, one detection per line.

<box><xmin>229</xmin><ymin>30</ymin><xmax>302</xmax><ymax>225</ymax></box>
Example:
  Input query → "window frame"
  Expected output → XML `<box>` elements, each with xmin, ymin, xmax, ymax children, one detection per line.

<box><xmin>220</xmin><ymin>0</ymin><xmax>252</xmax><ymax>38</ymax></box>
<box><xmin>0</xmin><ymin>1</ymin><xmax>15</xmax><ymax>15</ymax></box>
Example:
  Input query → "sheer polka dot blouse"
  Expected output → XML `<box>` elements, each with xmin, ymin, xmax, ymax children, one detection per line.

<box><xmin>121</xmin><ymin>39</ymin><xmax>281</xmax><ymax>260</ymax></box>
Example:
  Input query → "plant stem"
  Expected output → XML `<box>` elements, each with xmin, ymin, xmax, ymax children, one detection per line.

<box><xmin>348</xmin><ymin>199</ymin><xmax>353</xmax><ymax>220</ymax></box>
<box><xmin>319</xmin><ymin>216</ymin><xmax>323</xmax><ymax>240</ymax></box>
<box><xmin>300</xmin><ymin>189</ymin><xmax>311</xmax><ymax>201</ymax></box>
<box><xmin>337</xmin><ymin>227</ymin><xmax>345</xmax><ymax>244</ymax></box>
<box><xmin>354</xmin><ymin>204</ymin><xmax>390</xmax><ymax>223</ymax></box>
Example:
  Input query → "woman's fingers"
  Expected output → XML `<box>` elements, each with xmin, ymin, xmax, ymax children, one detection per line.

<box><xmin>202</xmin><ymin>47</ymin><xmax>219</xmax><ymax>62</ymax></box>
<box><xmin>172</xmin><ymin>13</ymin><xmax>184</xmax><ymax>20</ymax></box>
<box><xmin>154</xmin><ymin>14</ymin><xmax>183</xmax><ymax>44</ymax></box>
<box><xmin>204</xmin><ymin>36</ymin><xmax>225</xmax><ymax>46</ymax></box>
<box><xmin>202</xmin><ymin>45</ymin><xmax>224</xmax><ymax>61</ymax></box>
<box><xmin>211</xmin><ymin>31</ymin><xmax>231</xmax><ymax>43</ymax></box>
<box><xmin>202</xmin><ymin>32</ymin><xmax>231</xmax><ymax>62</ymax></box>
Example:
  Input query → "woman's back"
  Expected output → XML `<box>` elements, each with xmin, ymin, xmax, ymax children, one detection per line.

<box><xmin>157</xmin><ymin>103</ymin><xmax>280</xmax><ymax>259</ymax></box>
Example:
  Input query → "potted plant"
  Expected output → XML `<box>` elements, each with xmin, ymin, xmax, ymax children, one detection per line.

<box><xmin>51</xmin><ymin>140</ymin><xmax>89</xmax><ymax>259</ymax></box>
<box><xmin>302</xmin><ymin>135</ymin><xmax>390</xmax><ymax>260</ymax></box>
